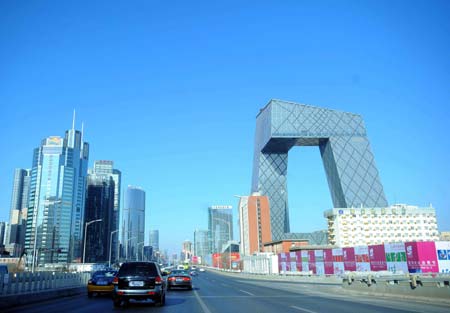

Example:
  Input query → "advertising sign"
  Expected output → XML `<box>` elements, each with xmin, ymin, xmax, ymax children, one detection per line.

<box><xmin>301</xmin><ymin>250</ymin><xmax>309</xmax><ymax>273</ymax></box>
<box><xmin>343</xmin><ymin>247</ymin><xmax>356</xmax><ymax>271</ymax></box>
<box><xmin>354</xmin><ymin>246</ymin><xmax>370</xmax><ymax>272</ymax></box>
<box><xmin>285</xmin><ymin>252</ymin><xmax>291</xmax><ymax>272</ymax></box>
<box><xmin>290</xmin><ymin>252</ymin><xmax>297</xmax><ymax>272</ymax></box>
<box><xmin>315</xmin><ymin>250</ymin><xmax>325</xmax><ymax>275</ymax></box>
<box><xmin>405</xmin><ymin>241</ymin><xmax>438</xmax><ymax>273</ymax></box>
<box><xmin>435</xmin><ymin>241</ymin><xmax>450</xmax><ymax>273</ymax></box>
<box><xmin>323</xmin><ymin>249</ymin><xmax>334</xmax><ymax>275</ymax></box>
<box><xmin>369</xmin><ymin>244</ymin><xmax>387</xmax><ymax>271</ymax></box>
<box><xmin>384</xmin><ymin>242</ymin><xmax>408</xmax><ymax>273</ymax></box>
<box><xmin>278</xmin><ymin>253</ymin><xmax>286</xmax><ymax>272</ymax></box>
<box><xmin>332</xmin><ymin>248</ymin><xmax>344</xmax><ymax>275</ymax></box>
<box><xmin>308</xmin><ymin>250</ymin><xmax>316</xmax><ymax>274</ymax></box>
<box><xmin>295</xmin><ymin>251</ymin><xmax>303</xmax><ymax>272</ymax></box>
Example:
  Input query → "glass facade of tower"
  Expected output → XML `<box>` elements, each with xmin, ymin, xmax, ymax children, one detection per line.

<box><xmin>194</xmin><ymin>229</ymin><xmax>210</xmax><ymax>259</ymax></box>
<box><xmin>121</xmin><ymin>186</ymin><xmax>145</xmax><ymax>261</ymax></box>
<box><xmin>91</xmin><ymin>160</ymin><xmax>121</xmax><ymax>263</ymax></box>
<box><xmin>208</xmin><ymin>206</ymin><xmax>233</xmax><ymax>254</ymax></box>
<box><xmin>149</xmin><ymin>230</ymin><xmax>159</xmax><ymax>251</ymax></box>
<box><xmin>6</xmin><ymin>168</ymin><xmax>30</xmax><ymax>255</ymax></box>
<box><xmin>25</xmin><ymin>125</ymin><xmax>89</xmax><ymax>266</ymax></box>
<box><xmin>84</xmin><ymin>175</ymin><xmax>115</xmax><ymax>263</ymax></box>
<box><xmin>252</xmin><ymin>99</ymin><xmax>387</xmax><ymax>240</ymax></box>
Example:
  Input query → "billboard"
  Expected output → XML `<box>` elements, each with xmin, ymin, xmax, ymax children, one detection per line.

<box><xmin>354</xmin><ymin>246</ymin><xmax>370</xmax><ymax>272</ymax></box>
<box><xmin>405</xmin><ymin>241</ymin><xmax>438</xmax><ymax>273</ymax></box>
<box><xmin>315</xmin><ymin>250</ymin><xmax>325</xmax><ymax>275</ymax></box>
<box><xmin>435</xmin><ymin>241</ymin><xmax>450</xmax><ymax>273</ymax></box>
<box><xmin>332</xmin><ymin>248</ymin><xmax>344</xmax><ymax>275</ymax></box>
<box><xmin>301</xmin><ymin>250</ymin><xmax>309</xmax><ymax>273</ymax></box>
<box><xmin>308</xmin><ymin>250</ymin><xmax>316</xmax><ymax>274</ymax></box>
<box><xmin>343</xmin><ymin>247</ymin><xmax>356</xmax><ymax>271</ymax></box>
<box><xmin>384</xmin><ymin>242</ymin><xmax>408</xmax><ymax>273</ymax></box>
<box><xmin>323</xmin><ymin>249</ymin><xmax>334</xmax><ymax>275</ymax></box>
<box><xmin>290</xmin><ymin>252</ymin><xmax>297</xmax><ymax>272</ymax></box>
<box><xmin>295</xmin><ymin>251</ymin><xmax>302</xmax><ymax>272</ymax></box>
<box><xmin>369</xmin><ymin>244</ymin><xmax>387</xmax><ymax>271</ymax></box>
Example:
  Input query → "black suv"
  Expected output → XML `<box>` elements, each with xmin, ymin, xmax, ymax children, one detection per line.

<box><xmin>112</xmin><ymin>262</ymin><xmax>166</xmax><ymax>307</ymax></box>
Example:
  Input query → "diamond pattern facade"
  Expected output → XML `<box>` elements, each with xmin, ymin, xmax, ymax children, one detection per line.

<box><xmin>252</xmin><ymin>99</ymin><xmax>388</xmax><ymax>241</ymax></box>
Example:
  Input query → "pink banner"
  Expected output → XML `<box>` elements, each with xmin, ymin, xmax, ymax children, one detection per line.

<box><xmin>405</xmin><ymin>241</ymin><xmax>438</xmax><ymax>273</ymax></box>
<box><xmin>369</xmin><ymin>244</ymin><xmax>387</xmax><ymax>271</ymax></box>
<box><xmin>343</xmin><ymin>247</ymin><xmax>356</xmax><ymax>271</ymax></box>
<box><xmin>295</xmin><ymin>251</ymin><xmax>302</xmax><ymax>272</ymax></box>
<box><xmin>323</xmin><ymin>248</ymin><xmax>334</xmax><ymax>275</ymax></box>
<box><xmin>308</xmin><ymin>250</ymin><xmax>316</xmax><ymax>274</ymax></box>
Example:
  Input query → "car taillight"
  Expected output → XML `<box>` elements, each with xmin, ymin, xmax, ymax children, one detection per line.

<box><xmin>182</xmin><ymin>277</ymin><xmax>191</xmax><ymax>281</ymax></box>
<box><xmin>112</xmin><ymin>277</ymin><xmax>119</xmax><ymax>285</ymax></box>
<box><xmin>155</xmin><ymin>276</ymin><xmax>162</xmax><ymax>285</ymax></box>
<box><xmin>168</xmin><ymin>277</ymin><xmax>175</xmax><ymax>281</ymax></box>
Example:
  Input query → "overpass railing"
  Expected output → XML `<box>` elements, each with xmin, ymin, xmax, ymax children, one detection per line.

<box><xmin>0</xmin><ymin>272</ymin><xmax>91</xmax><ymax>296</ymax></box>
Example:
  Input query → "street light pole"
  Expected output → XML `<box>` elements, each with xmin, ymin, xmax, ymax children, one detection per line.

<box><xmin>109</xmin><ymin>229</ymin><xmax>119</xmax><ymax>267</ymax></box>
<box><xmin>83</xmin><ymin>219</ymin><xmax>102</xmax><ymax>265</ymax></box>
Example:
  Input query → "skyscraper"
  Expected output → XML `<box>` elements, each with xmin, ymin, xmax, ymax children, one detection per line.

<box><xmin>89</xmin><ymin>160</ymin><xmax>121</xmax><ymax>262</ymax></box>
<box><xmin>84</xmin><ymin>174</ymin><xmax>115</xmax><ymax>263</ymax></box>
<box><xmin>149</xmin><ymin>229</ymin><xmax>159</xmax><ymax>252</ymax></box>
<box><xmin>25</xmin><ymin>115</ymin><xmax>89</xmax><ymax>267</ymax></box>
<box><xmin>193</xmin><ymin>229</ymin><xmax>209</xmax><ymax>261</ymax></box>
<box><xmin>121</xmin><ymin>186</ymin><xmax>145</xmax><ymax>261</ymax></box>
<box><xmin>6</xmin><ymin>168</ymin><xmax>30</xmax><ymax>256</ymax></box>
<box><xmin>208</xmin><ymin>205</ymin><xmax>233</xmax><ymax>254</ymax></box>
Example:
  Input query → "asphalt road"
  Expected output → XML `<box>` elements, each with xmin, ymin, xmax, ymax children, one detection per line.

<box><xmin>4</xmin><ymin>270</ymin><xmax>450</xmax><ymax>313</ymax></box>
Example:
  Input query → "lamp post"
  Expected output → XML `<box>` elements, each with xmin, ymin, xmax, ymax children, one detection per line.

<box><xmin>83</xmin><ymin>219</ymin><xmax>102</xmax><ymax>265</ymax></box>
<box><xmin>212</xmin><ymin>217</ymin><xmax>232</xmax><ymax>271</ymax></box>
<box><xmin>109</xmin><ymin>229</ymin><xmax>119</xmax><ymax>267</ymax></box>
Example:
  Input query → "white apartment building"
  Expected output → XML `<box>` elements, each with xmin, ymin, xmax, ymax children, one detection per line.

<box><xmin>324</xmin><ymin>204</ymin><xmax>439</xmax><ymax>247</ymax></box>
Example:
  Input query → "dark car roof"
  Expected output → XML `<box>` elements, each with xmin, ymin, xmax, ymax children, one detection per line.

<box><xmin>118</xmin><ymin>261</ymin><xmax>160</xmax><ymax>277</ymax></box>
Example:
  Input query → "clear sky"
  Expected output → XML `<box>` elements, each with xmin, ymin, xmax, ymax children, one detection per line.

<box><xmin>1</xmin><ymin>0</ymin><xmax>449</xmax><ymax>255</ymax></box>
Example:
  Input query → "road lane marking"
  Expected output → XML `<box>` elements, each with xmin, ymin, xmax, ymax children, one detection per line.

<box><xmin>239</xmin><ymin>289</ymin><xmax>254</xmax><ymax>296</ymax></box>
<box><xmin>193</xmin><ymin>289</ymin><xmax>212</xmax><ymax>313</ymax></box>
<box><xmin>291</xmin><ymin>306</ymin><xmax>318</xmax><ymax>313</ymax></box>
<box><xmin>221</xmin><ymin>283</ymin><xmax>230</xmax><ymax>287</ymax></box>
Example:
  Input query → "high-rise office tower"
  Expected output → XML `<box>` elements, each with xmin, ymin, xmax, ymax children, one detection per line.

<box><xmin>84</xmin><ymin>175</ymin><xmax>115</xmax><ymax>263</ymax></box>
<box><xmin>193</xmin><ymin>229</ymin><xmax>210</xmax><ymax>260</ymax></box>
<box><xmin>6</xmin><ymin>168</ymin><xmax>31</xmax><ymax>256</ymax></box>
<box><xmin>89</xmin><ymin>160</ymin><xmax>121</xmax><ymax>262</ymax></box>
<box><xmin>0</xmin><ymin>222</ymin><xmax>6</xmax><ymax>246</ymax></box>
<box><xmin>237</xmin><ymin>193</ymin><xmax>272</xmax><ymax>256</ymax></box>
<box><xmin>121</xmin><ymin>186</ymin><xmax>145</xmax><ymax>261</ymax></box>
<box><xmin>182</xmin><ymin>240</ymin><xmax>192</xmax><ymax>261</ymax></box>
<box><xmin>25</xmin><ymin>114</ymin><xmax>89</xmax><ymax>266</ymax></box>
<box><xmin>208</xmin><ymin>205</ymin><xmax>233</xmax><ymax>254</ymax></box>
<box><xmin>149</xmin><ymin>229</ymin><xmax>159</xmax><ymax>252</ymax></box>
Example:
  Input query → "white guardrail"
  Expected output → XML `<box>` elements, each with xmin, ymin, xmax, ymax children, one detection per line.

<box><xmin>0</xmin><ymin>272</ymin><xmax>91</xmax><ymax>296</ymax></box>
<box><xmin>343</xmin><ymin>272</ymin><xmax>450</xmax><ymax>289</ymax></box>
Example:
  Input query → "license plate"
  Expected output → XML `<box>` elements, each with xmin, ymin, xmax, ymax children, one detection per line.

<box><xmin>129</xmin><ymin>281</ymin><xmax>144</xmax><ymax>287</ymax></box>
<box><xmin>97</xmin><ymin>281</ymin><xmax>108</xmax><ymax>285</ymax></box>
<box><xmin>176</xmin><ymin>278</ymin><xmax>182</xmax><ymax>282</ymax></box>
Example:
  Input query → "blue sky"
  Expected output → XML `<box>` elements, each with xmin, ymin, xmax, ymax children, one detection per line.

<box><xmin>1</xmin><ymin>0</ymin><xmax>449</xmax><ymax>255</ymax></box>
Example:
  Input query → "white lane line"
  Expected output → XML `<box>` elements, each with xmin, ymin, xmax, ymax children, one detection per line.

<box><xmin>221</xmin><ymin>283</ymin><xmax>230</xmax><ymax>287</ymax></box>
<box><xmin>291</xmin><ymin>306</ymin><xmax>318</xmax><ymax>313</ymax></box>
<box><xmin>239</xmin><ymin>289</ymin><xmax>255</xmax><ymax>296</ymax></box>
<box><xmin>193</xmin><ymin>289</ymin><xmax>212</xmax><ymax>313</ymax></box>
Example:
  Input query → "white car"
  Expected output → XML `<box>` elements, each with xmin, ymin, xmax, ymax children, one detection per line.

<box><xmin>199</xmin><ymin>268</ymin><xmax>205</xmax><ymax>272</ymax></box>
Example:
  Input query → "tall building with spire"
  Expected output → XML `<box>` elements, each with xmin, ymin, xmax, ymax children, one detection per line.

<box><xmin>25</xmin><ymin>112</ymin><xmax>89</xmax><ymax>267</ymax></box>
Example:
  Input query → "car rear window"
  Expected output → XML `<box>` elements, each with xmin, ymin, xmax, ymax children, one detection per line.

<box><xmin>118</xmin><ymin>263</ymin><xmax>158</xmax><ymax>277</ymax></box>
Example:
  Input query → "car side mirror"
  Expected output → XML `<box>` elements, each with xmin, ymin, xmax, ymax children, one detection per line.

<box><xmin>162</xmin><ymin>271</ymin><xmax>168</xmax><ymax>276</ymax></box>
